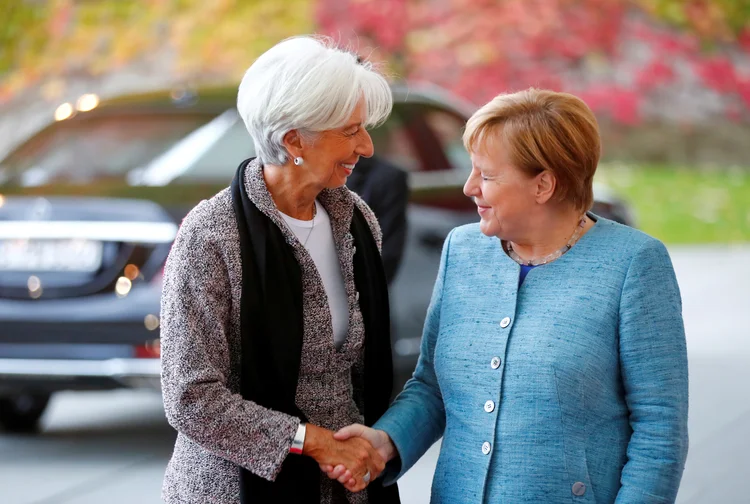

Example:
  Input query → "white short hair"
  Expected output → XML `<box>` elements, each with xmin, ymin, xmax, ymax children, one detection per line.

<box><xmin>237</xmin><ymin>35</ymin><xmax>393</xmax><ymax>165</ymax></box>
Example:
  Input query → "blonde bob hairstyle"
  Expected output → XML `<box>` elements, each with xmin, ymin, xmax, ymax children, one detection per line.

<box><xmin>462</xmin><ymin>88</ymin><xmax>601</xmax><ymax>212</ymax></box>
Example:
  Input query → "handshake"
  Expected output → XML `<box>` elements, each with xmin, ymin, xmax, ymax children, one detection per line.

<box><xmin>303</xmin><ymin>423</ymin><xmax>396</xmax><ymax>492</ymax></box>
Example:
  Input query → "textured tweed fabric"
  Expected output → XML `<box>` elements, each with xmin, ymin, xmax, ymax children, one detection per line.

<box><xmin>375</xmin><ymin>218</ymin><xmax>689</xmax><ymax>504</ymax></box>
<box><xmin>161</xmin><ymin>159</ymin><xmax>381</xmax><ymax>504</ymax></box>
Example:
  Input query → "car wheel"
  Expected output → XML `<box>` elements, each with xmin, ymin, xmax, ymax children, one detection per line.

<box><xmin>0</xmin><ymin>393</ymin><xmax>51</xmax><ymax>433</ymax></box>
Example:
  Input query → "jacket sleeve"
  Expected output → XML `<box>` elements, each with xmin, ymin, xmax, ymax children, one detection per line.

<box><xmin>615</xmin><ymin>239</ymin><xmax>689</xmax><ymax>503</ymax></box>
<box><xmin>160</xmin><ymin>204</ymin><xmax>299</xmax><ymax>482</ymax></box>
<box><xmin>373</xmin><ymin>229</ymin><xmax>452</xmax><ymax>484</ymax></box>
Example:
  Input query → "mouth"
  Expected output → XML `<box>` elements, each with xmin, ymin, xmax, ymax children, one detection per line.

<box><xmin>476</xmin><ymin>203</ymin><xmax>491</xmax><ymax>215</ymax></box>
<box><xmin>341</xmin><ymin>163</ymin><xmax>356</xmax><ymax>174</ymax></box>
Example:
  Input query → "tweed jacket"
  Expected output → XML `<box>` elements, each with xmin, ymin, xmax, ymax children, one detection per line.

<box><xmin>160</xmin><ymin>159</ymin><xmax>382</xmax><ymax>504</ymax></box>
<box><xmin>374</xmin><ymin>217</ymin><xmax>689</xmax><ymax>503</ymax></box>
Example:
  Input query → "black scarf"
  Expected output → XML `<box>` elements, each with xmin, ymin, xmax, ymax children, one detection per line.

<box><xmin>230</xmin><ymin>159</ymin><xmax>400</xmax><ymax>504</ymax></box>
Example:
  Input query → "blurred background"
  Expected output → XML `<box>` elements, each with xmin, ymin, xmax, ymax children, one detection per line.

<box><xmin>0</xmin><ymin>1</ymin><xmax>748</xmax><ymax>503</ymax></box>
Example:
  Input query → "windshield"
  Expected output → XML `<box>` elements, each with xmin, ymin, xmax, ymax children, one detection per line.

<box><xmin>0</xmin><ymin>112</ymin><xmax>220</xmax><ymax>187</ymax></box>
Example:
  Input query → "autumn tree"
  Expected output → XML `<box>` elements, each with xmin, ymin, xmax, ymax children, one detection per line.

<box><xmin>317</xmin><ymin>0</ymin><xmax>750</xmax><ymax>124</ymax></box>
<box><xmin>0</xmin><ymin>0</ymin><xmax>314</xmax><ymax>104</ymax></box>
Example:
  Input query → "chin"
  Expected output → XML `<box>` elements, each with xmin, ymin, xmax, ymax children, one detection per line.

<box><xmin>326</xmin><ymin>177</ymin><xmax>348</xmax><ymax>189</ymax></box>
<box><xmin>478</xmin><ymin>220</ymin><xmax>498</xmax><ymax>237</ymax></box>
<box><xmin>321</xmin><ymin>171</ymin><xmax>346</xmax><ymax>189</ymax></box>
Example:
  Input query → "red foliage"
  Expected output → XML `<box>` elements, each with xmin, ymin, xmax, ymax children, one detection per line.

<box><xmin>317</xmin><ymin>0</ymin><xmax>409</xmax><ymax>53</ymax></box>
<box><xmin>577</xmin><ymin>85</ymin><xmax>612</xmax><ymax>114</ymax></box>
<box><xmin>740</xmin><ymin>28</ymin><xmax>750</xmax><ymax>52</ymax></box>
<box><xmin>577</xmin><ymin>85</ymin><xmax>640</xmax><ymax>124</ymax></box>
<box><xmin>636</xmin><ymin>58</ymin><xmax>675</xmax><ymax>91</ymax></box>
<box><xmin>610</xmin><ymin>88</ymin><xmax>641</xmax><ymax>125</ymax></box>
<box><xmin>647</xmin><ymin>30</ymin><xmax>701</xmax><ymax>56</ymax></box>
<box><xmin>694</xmin><ymin>57</ymin><xmax>738</xmax><ymax>93</ymax></box>
<box><xmin>738</xmin><ymin>79</ymin><xmax>750</xmax><ymax>110</ymax></box>
<box><xmin>316</xmin><ymin>0</ymin><xmax>750</xmax><ymax>124</ymax></box>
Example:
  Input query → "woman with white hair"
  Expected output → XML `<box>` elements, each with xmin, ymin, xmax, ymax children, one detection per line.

<box><xmin>160</xmin><ymin>36</ymin><xmax>400</xmax><ymax>504</ymax></box>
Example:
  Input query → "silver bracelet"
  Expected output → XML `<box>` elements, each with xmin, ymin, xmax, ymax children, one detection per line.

<box><xmin>290</xmin><ymin>422</ymin><xmax>306</xmax><ymax>455</ymax></box>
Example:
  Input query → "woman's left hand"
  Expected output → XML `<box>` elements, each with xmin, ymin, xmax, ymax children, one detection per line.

<box><xmin>319</xmin><ymin>424</ymin><xmax>396</xmax><ymax>491</ymax></box>
<box><xmin>303</xmin><ymin>424</ymin><xmax>384</xmax><ymax>492</ymax></box>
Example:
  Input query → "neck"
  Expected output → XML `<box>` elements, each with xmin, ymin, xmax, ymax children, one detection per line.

<box><xmin>263</xmin><ymin>162</ymin><xmax>320</xmax><ymax>220</ymax></box>
<box><xmin>507</xmin><ymin>206</ymin><xmax>587</xmax><ymax>262</ymax></box>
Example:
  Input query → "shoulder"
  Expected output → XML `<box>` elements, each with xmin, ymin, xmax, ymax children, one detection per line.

<box><xmin>171</xmin><ymin>188</ymin><xmax>237</xmax><ymax>260</ymax></box>
<box><xmin>434</xmin><ymin>223</ymin><xmax>503</xmax><ymax>283</ymax></box>
<box><xmin>445</xmin><ymin>223</ymin><xmax>497</xmax><ymax>257</ymax></box>
<box><xmin>591</xmin><ymin>217</ymin><xmax>672</xmax><ymax>266</ymax></box>
<box><xmin>350</xmin><ymin>189</ymin><xmax>383</xmax><ymax>249</ymax></box>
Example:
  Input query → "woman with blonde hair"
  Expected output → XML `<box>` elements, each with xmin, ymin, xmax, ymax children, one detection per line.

<box><xmin>327</xmin><ymin>88</ymin><xmax>688</xmax><ymax>503</ymax></box>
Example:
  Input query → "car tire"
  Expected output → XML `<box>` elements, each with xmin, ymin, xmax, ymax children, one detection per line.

<box><xmin>0</xmin><ymin>393</ymin><xmax>51</xmax><ymax>433</ymax></box>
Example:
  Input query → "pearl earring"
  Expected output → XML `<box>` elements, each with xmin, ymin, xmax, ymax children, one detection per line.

<box><xmin>293</xmin><ymin>157</ymin><xmax>304</xmax><ymax>166</ymax></box>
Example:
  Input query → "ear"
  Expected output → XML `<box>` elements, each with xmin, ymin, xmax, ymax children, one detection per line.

<box><xmin>535</xmin><ymin>170</ymin><xmax>556</xmax><ymax>204</ymax></box>
<box><xmin>282</xmin><ymin>129</ymin><xmax>304</xmax><ymax>160</ymax></box>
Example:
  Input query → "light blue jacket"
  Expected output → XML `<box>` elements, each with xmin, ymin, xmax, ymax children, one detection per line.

<box><xmin>375</xmin><ymin>217</ymin><xmax>688</xmax><ymax>503</ymax></box>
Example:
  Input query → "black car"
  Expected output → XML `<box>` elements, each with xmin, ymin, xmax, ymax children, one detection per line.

<box><xmin>0</xmin><ymin>84</ymin><xmax>633</xmax><ymax>431</ymax></box>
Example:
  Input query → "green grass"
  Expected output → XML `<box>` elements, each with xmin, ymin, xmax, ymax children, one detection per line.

<box><xmin>595</xmin><ymin>163</ymin><xmax>750</xmax><ymax>244</ymax></box>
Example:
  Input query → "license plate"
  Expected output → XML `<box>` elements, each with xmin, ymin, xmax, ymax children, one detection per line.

<box><xmin>0</xmin><ymin>239</ymin><xmax>103</xmax><ymax>272</ymax></box>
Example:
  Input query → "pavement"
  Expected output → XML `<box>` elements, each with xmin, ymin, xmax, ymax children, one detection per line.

<box><xmin>0</xmin><ymin>244</ymin><xmax>748</xmax><ymax>504</ymax></box>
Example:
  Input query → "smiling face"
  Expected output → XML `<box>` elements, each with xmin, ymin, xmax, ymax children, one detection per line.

<box><xmin>462</xmin><ymin>135</ymin><xmax>542</xmax><ymax>240</ymax></box>
<box><xmin>296</xmin><ymin>98</ymin><xmax>374</xmax><ymax>189</ymax></box>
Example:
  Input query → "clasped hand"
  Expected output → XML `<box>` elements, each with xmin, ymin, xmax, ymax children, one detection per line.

<box><xmin>308</xmin><ymin>424</ymin><xmax>396</xmax><ymax>492</ymax></box>
<box><xmin>303</xmin><ymin>424</ymin><xmax>386</xmax><ymax>492</ymax></box>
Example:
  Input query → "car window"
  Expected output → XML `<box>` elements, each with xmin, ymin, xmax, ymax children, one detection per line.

<box><xmin>175</xmin><ymin>108</ymin><xmax>429</xmax><ymax>180</ymax></box>
<box><xmin>421</xmin><ymin>108</ymin><xmax>472</xmax><ymax>174</ymax></box>
<box><xmin>175</xmin><ymin>111</ymin><xmax>426</xmax><ymax>184</ymax></box>
<box><xmin>380</xmin><ymin>104</ymin><xmax>468</xmax><ymax>175</ymax></box>
<box><xmin>0</xmin><ymin>113</ymin><xmax>215</xmax><ymax>187</ymax></box>
<box><xmin>368</xmin><ymin>112</ymin><xmax>421</xmax><ymax>172</ymax></box>
<box><xmin>170</xmin><ymin>118</ymin><xmax>254</xmax><ymax>184</ymax></box>
<box><xmin>405</xmin><ymin>104</ymin><xmax>476</xmax><ymax>212</ymax></box>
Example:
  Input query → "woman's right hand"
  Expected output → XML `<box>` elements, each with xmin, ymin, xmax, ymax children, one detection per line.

<box><xmin>320</xmin><ymin>424</ymin><xmax>397</xmax><ymax>489</ymax></box>
<box><xmin>302</xmin><ymin>424</ymin><xmax>385</xmax><ymax>492</ymax></box>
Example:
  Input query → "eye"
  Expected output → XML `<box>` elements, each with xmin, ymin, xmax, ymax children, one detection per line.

<box><xmin>346</xmin><ymin>128</ymin><xmax>360</xmax><ymax>137</ymax></box>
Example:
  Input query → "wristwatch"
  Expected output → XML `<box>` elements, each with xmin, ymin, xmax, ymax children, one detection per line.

<box><xmin>290</xmin><ymin>422</ymin><xmax>307</xmax><ymax>455</ymax></box>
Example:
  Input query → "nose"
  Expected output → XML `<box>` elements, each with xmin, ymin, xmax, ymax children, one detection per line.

<box><xmin>356</xmin><ymin>129</ymin><xmax>375</xmax><ymax>158</ymax></box>
<box><xmin>463</xmin><ymin>169</ymin><xmax>480</xmax><ymax>198</ymax></box>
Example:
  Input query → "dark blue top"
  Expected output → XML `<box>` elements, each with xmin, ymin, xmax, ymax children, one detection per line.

<box><xmin>519</xmin><ymin>264</ymin><xmax>537</xmax><ymax>286</ymax></box>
